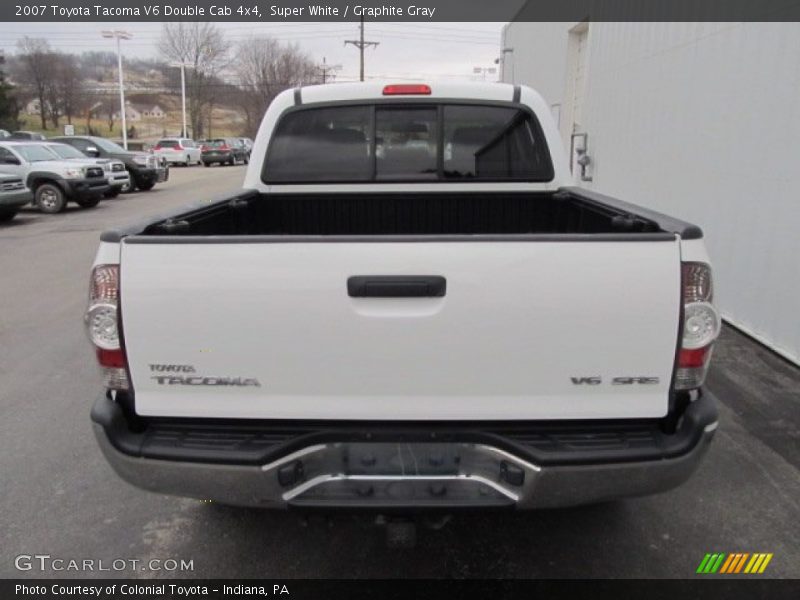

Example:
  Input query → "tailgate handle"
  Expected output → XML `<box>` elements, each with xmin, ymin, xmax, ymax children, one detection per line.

<box><xmin>347</xmin><ymin>275</ymin><xmax>446</xmax><ymax>298</ymax></box>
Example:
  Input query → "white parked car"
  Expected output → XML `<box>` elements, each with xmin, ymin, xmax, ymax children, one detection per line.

<box><xmin>88</xmin><ymin>82</ymin><xmax>720</xmax><ymax>515</ymax></box>
<box><xmin>152</xmin><ymin>138</ymin><xmax>202</xmax><ymax>166</ymax></box>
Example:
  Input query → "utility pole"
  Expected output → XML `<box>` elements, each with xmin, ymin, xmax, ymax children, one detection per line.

<box><xmin>345</xmin><ymin>16</ymin><xmax>379</xmax><ymax>81</ymax></box>
<box><xmin>317</xmin><ymin>57</ymin><xmax>342</xmax><ymax>84</ymax></box>
<box><xmin>101</xmin><ymin>30</ymin><xmax>132</xmax><ymax>149</ymax></box>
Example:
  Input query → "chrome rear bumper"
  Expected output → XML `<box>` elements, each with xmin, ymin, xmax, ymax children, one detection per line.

<box><xmin>92</xmin><ymin>394</ymin><xmax>717</xmax><ymax>509</ymax></box>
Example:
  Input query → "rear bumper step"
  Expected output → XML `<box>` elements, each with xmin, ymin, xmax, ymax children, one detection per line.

<box><xmin>91</xmin><ymin>393</ymin><xmax>717</xmax><ymax>509</ymax></box>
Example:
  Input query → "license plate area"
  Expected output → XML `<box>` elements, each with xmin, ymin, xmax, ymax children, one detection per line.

<box><xmin>263</xmin><ymin>442</ymin><xmax>537</xmax><ymax>508</ymax></box>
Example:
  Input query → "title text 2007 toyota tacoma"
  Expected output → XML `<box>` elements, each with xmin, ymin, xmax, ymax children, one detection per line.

<box><xmin>87</xmin><ymin>83</ymin><xmax>720</xmax><ymax>511</ymax></box>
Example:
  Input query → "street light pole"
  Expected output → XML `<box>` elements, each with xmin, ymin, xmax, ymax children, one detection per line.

<box><xmin>102</xmin><ymin>30</ymin><xmax>132</xmax><ymax>149</ymax></box>
<box><xmin>116</xmin><ymin>37</ymin><xmax>127</xmax><ymax>148</ymax></box>
<box><xmin>179</xmin><ymin>63</ymin><xmax>186</xmax><ymax>137</ymax></box>
<box><xmin>170</xmin><ymin>61</ymin><xmax>189</xmax><ymax>137</ymax></box>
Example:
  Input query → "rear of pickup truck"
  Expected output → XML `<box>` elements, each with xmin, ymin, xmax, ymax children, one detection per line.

<box><xmin>88</xmin><ymin>82</ymin><xmax>720</xmax><ymax>509</ymax></box>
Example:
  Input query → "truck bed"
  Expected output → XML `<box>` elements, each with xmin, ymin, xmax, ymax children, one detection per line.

<box><xmin>112</xmin><ymin>188</ymin><xmax>699</xmax><ymax>241</ymax></box>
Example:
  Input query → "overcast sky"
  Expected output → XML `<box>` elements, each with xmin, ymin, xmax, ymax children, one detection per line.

<box><xmin>0</xmin><ymin>22</ymin><xmax>505</xmax><ymax>82</ymax></box>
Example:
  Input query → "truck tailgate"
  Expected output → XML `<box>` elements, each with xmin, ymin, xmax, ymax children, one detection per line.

<box><xmin>120</xmin><ymin>238</ymin><xmax>681</xmax><ymax>420</ymax></box>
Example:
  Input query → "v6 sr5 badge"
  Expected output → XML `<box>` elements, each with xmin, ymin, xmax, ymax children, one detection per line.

<box><xmin>571</xmin><ymin>376</ymin><xmax>659</xmax><ymax>385</ymax></box>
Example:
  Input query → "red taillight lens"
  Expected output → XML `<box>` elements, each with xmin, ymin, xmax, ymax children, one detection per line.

<box><xmin>675</xmin><ymin>263</ymin><xmax>720</xmax><ymax>390</ymax></box>
<box><xmin>86</xmin><ymin>264</ymin><xmax>129</xmax><ymax>390</ymax></box>
<box><xmin>97</xmin><ymin>348</ymin><xmax>126</xmax><ymax>368</ymax></box>
<box><xmin>153</xmin><ymin>145</ymin><xmax>161</xmax><ymax>150</ymax></box>
<box><xmin>679</xmin><ymin>347</ymin><xmax>711</xmax><ymax>368</ymax></box>
<box><xmin>175</xmin><ymin>144</ymin><xmax>184</xmax><ymax>150</ymax></box>
<box><xmin>201</xmin><ymin>145</ymin><xmax>209</xmax><ymax>152</ymax></box>
<box><xmin>382</xmin><ymin>84</ymin><xmax>431</xmax><ymax>95</ymax></box>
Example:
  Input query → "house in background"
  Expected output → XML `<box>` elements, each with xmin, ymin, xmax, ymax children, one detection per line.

<box><xmin>24</xmin><ymin>98</ymin><xmax>45</xmax><ymax>115</ymax></box>
<box><xmin>113</xmin><ymin>102</ymin><xmax>142</xmax><ymax>122</ymax></box>
<box><xmin>500</xmin><ymin>21</ymin><xmax>800</xmax><ymax>365</ymax></box>
<box><xmin>111</xmin><ymin>103</ymin><xmax>167</xmax><ymax>122</ymax></box>
<box><xmin>136</xmin><ymin>104</ymin><xmax>167</xmax><ymax>119</ymax></box>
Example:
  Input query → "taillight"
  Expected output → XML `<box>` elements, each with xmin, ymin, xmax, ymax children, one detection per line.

<box><xmin>382</xmin><ymin>84</ymin><xmax>432</xmax><ymax>95</ymax></box>
<box><xmin>675</xmin><ymin>262</ymin><xmax>720</xmax><ymax>390</ymax></box>
<box><xmin>153</xmin><ymin>145</ymin><xmax>161</xmax><ymax>150</ymax></box>
<box><xmin>175</xmin><ymin>144</ymin><xmax>184</xmax><ymax>150</ymax></box>
<box><xmin>200</xmin><ymin>145</ymin><xmax>209</xmax><ymax>152</ymax></box>
<box><xmin>85</xmin><ymin>264</ymin><xmax>129</xmax><ymax>391</ymax></box>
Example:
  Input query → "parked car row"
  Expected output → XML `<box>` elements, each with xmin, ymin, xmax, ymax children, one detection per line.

<box><xmin>43</xmin><ymin>142</ymin><xmax>130</xmax><ymax>198</ymax></box>
<box><xmin>0</xmin><ymin>137</ymin><xmax>169</xmax><ymax>221</ymax></box>
<box><xmin>0</xmin><ymin>131</ymin><xmax>253</xmax><ymax>222</ymax></box>
<box><xmin>152</xmin><ymin>137</ymin><xmax>252</xmax><ymax>167</ymax></box>
<box><xmin>54</xmin><ymin>136</ymin><xmax>168</xmax><ymax>192</ymax></box>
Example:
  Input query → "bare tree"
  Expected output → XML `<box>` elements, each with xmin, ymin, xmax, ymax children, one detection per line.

<box><xmin>100</xmin><ymin>96</ymin><xmax>116</xmax><ymax>132</ymax></box>
<box><xmin>36</xmin><ymin>53</ymin><xmax>85</xmax><ymax>129</ymax></box>
<box><xmin>14</xmin><ymin>37</ymin><xmax>54</xmax><ymax>130</ymax></box>
<box><xmin>44</xmin><ymin>74</ymin><xmax>61</xmax><ymax>128</ymax></box>
<box><xmin>0</xmin><ymin>55</ymin><xmax>21</xmax><ymax>131</ymax></box>
<box><xmin>85</xmin><ymin>99</ymin><xmax>97</xmax><ymax>134</ymax></box>
<box><xmin>158</xmin><ymin>23</ymin><xmax>230</xmax><ymax>138</ymax></box>
<box><xmin>54</xmin><ymin>54</ymin><xmax>86</xmax><ymax>125</ymax></box>
<box><xmin>235</xmin><ymin>37</ymin><xmax>320</xmax><ymax>137</ymax></box>
<box><xmin>77</xmin><ymin>51</ymin><xmax>116</xmax><ymax>82</ymax></box>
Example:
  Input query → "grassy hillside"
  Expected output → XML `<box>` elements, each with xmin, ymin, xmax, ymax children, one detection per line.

<box><xmin>12</xmin><ymin>52</ymin><xmax>246</xmax><ymax>141</ymax></box>
<box><xmin>19</xmin><ymin>103</ymin><xmax>246</xmax><ymax>141</ymax></box>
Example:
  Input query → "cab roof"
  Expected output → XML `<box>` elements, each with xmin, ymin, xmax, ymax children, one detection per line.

<box><xmin>294</xmin><ymin>81</ymin><xmax>521</xmax><ymax>105</ymax></box>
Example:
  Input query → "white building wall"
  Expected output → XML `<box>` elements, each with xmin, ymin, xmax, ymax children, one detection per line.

<box><xmin>501</xmin><ymin>22</ymin><xmax>574</xmax><ymax>129</ymax></box>
<box><xmin>502</xmin><ymin>21</ymin><xmax>800</xmax><ymax>364</ymax></box>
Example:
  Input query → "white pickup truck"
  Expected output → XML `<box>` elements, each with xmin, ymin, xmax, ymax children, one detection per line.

<box><xmin>88</xmin><ymin>82</ymin><xmax>720</xmax><ymax>511</ymax></box>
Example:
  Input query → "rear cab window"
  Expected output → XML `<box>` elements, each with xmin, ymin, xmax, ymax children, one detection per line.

<box><xmin>263</xmin><ymin>103</ymin><xmax>554</xmax><ymax>183</ymax></box>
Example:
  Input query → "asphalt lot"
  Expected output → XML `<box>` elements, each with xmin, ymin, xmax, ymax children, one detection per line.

<box><xmin>1</xmin><ymin>165</ymin><xmax>798</xmax><ymax>579</ymax></box>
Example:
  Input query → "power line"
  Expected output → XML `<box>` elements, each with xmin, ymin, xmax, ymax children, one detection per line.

<box><xmin>0</xmin><ymin>29</ymin><xmax>500</xmax><ymax>50</ymax></box>
<box><xmin>5</xmin><ymin>23</ymin><xmax>501</xmax><ymax>38</ymax></box>
<box><xmin>344</xmin><ymin>16</ymin><xmax>379</xmax><ymax>82</ymax></box>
